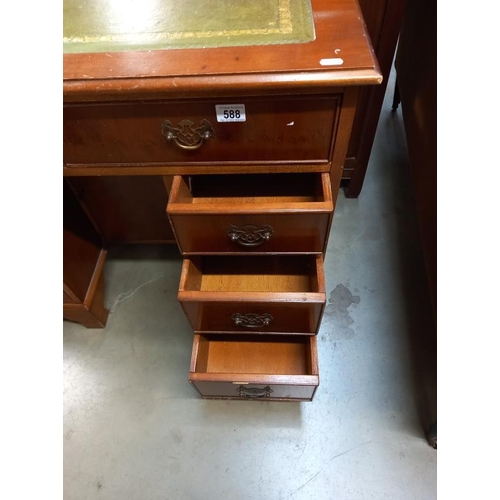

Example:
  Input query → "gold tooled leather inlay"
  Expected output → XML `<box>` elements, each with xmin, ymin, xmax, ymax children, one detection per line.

<box><xmin>63</xmin><ymin>0</ymin><xmax>314</xmax><ymax>53</ymax></box>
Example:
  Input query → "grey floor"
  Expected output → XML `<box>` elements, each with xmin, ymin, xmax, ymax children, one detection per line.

<box><xmin>63</xmin><ymin>73</ymin><xmax>437</xmax><ymax>500</ymax></box>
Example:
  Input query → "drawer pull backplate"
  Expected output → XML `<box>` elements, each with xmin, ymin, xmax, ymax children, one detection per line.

<box><xmin>237</xmin><ymin>386</ymin><xmax>273</xmax><ymax>398</ymax></box>
<box><xmin>232</xmin><ymin>312</ymin><xmax>273</xmax><ymax>329</ymax></box>
<box><xmin>227</xmin><ymin>224</ymin><xmax>274</xmax><ymax>247</ymax></box>
<box><xmin>161</xmin><ymin>119</ymin><xmax>215</xmax><ymax>150</ymax></box>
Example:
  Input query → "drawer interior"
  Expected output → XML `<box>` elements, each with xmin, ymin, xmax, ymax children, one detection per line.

<box><xmin>194</xmin><ymin>334</ymin><xmax>314</xmax><ymax>375</ymax></box>
<box><xmin>184</xmin><ymin>255</ymin><xmax>320</xmax><ymax>293</ymax></box>
<box><xmin>176</xmin><ymin>173</ymin><xmax>328</xmax><ymax>204</ymax></box>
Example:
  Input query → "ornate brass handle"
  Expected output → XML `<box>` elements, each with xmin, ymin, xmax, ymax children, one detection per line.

<box><xmin>227</xmin><ymin>224</ymin><xmax>274</xmax><ymax>247</ymax></box>
<box><xmin>237</xmin><ymin>386</ymin><xmax>273</xmax><ymax>398</ymax></box>
<box><xmin>161</xmin><ymin>119</ymin><xmax>215</xmax><ymax>151</ymax></box>
<box><xmin>232</xmin><ymin>312</ymin><xmax>273</xmax><ymax>329</ymax></box>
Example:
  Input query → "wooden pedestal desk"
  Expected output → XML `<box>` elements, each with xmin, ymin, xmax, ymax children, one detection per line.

<box><xmin>63</xmin><ymin>0</ymin><xmax>381</xmax><ymax>401</ymax></box>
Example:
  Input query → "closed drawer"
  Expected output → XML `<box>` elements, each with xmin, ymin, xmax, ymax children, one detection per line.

<box><xmin>178</xmin><ymin>255</ymin><xmax>325</xmax><ymax>334</ymax></box>
<box><xmin>168</xmin><ymin>173</ymin><xmax>333</xmax><ymax>254</ymax></box>
<box><xmin>189</xmin><ymin>334</ymin><xmax>319</xmax><ymax>401</ymax></box>
<box><xmin>63</xmin><ymin>96</ymin><xmax>340</xmax><ymax>167</ymax></box>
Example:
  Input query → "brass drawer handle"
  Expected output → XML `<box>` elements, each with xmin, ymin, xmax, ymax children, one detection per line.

<box><xmin>161</xmin><ymin>119</ymin><xmax>215</xmax><ymax>151</ymax></box>
<box><xmin>232</xmin><ymin>312</ymin><xmax>273</xmax><ymax>329</ymax></box>
<box><xmin>227</xmin><ymin>224</ymin><xmax>274</xmax><ymax>247</ymax></box>
<box><xmin>237</xmin><ymin>386</ymin><xmax>273</xmax><ymax>398</ymax></box>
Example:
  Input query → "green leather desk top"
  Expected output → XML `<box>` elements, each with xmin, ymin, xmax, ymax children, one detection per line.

<box><xmin>63</xmin><ymin>0</ymin><xmax>315</xmax><ymax>54</ymax></box>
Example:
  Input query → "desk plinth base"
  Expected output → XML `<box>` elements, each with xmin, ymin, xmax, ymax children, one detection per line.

<box><xmin>63</xmin><ymin>249</ymin><xmax>109</xmax><ymax>328</ymax></box>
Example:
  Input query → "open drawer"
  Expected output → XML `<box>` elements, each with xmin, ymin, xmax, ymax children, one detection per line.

<box><xmin>178</xmin><ymin>255</ymin><xmax>326</xmax><ymax>334</ymax></box>
<box><xmin>167</xmin><ymin>172</ymin><xmax>333</xmax><ymax>254</ymax></box>
<box><xmin>189</xmin><ymin>334</ymin><xmax>319</xmax><ymax>401</ymax></box>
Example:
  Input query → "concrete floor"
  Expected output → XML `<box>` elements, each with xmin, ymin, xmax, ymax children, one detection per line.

<box><xmin>63</xmin><ymin>73</ymin><xmax>437</xmax><ymax>499</ymax></box>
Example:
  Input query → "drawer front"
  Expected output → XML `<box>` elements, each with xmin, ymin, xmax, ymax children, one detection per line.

<box><xmin>170</xmin><ymin>213</ymin><xmax>331</xmax><ymax>254</ymax></box>
<box><xmin>63</xmin><ymin>96</ymin><xmax>340</xmax><ymax>166</ymax></box>
<box><xmin>181</xmin><ymin>301</ymin><xmax>325</xmax><ymax>334</ymax></box>
<box><xmin>190</xmin><ymin>380</ymin><xmax>317</xmax><ymax>401</ymax></box>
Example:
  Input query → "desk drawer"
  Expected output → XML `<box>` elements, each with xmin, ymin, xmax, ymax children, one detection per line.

<box><xmin>63</xmin><ymin>96</ymin><xmax>340</xmax><ymax>166</ymax></box>
<box><xmin>168</xmin><ymin>173</ymin><xmax>333</xmax><ymax>254</ymax></box>
<box><xmin>189</xmin><ymin>334</ymin><xmax>319</xmax><ymax>401</ymax></box>
<box><xmin>178</xmin><ymin>255</ymin><xmax>325</xmax><ymax>334</ymax></box>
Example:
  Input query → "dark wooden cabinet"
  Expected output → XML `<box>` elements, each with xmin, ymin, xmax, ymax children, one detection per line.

<box><xmin>342</xmin><ymin>0</ymin><xmax>405</xmax><ymax>197</ymax></box>
<box><xmin>395</xmin><ymin>0</ymin><xmax>436</xmax><ymax>320</ymax></box>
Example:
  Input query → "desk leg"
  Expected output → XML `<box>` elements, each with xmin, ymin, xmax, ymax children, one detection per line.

<box><xmin>64</xmin><ymin>179</ymin><xmax>109</xmax><ymax>328</ymax></box>
<box><xmin>426</xmin><ymin>421</ymin><xmax>437</xmax><ymax>449</ymax></box>
<box><xmin>391</xmin><ymin>79</ymin><xmax>401</xmax><ymax>112</ymax></box>
<box><xmin>63</xmin><ymin>306</ymin><xmax>108</xmax><ymax>328</ymax></box>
